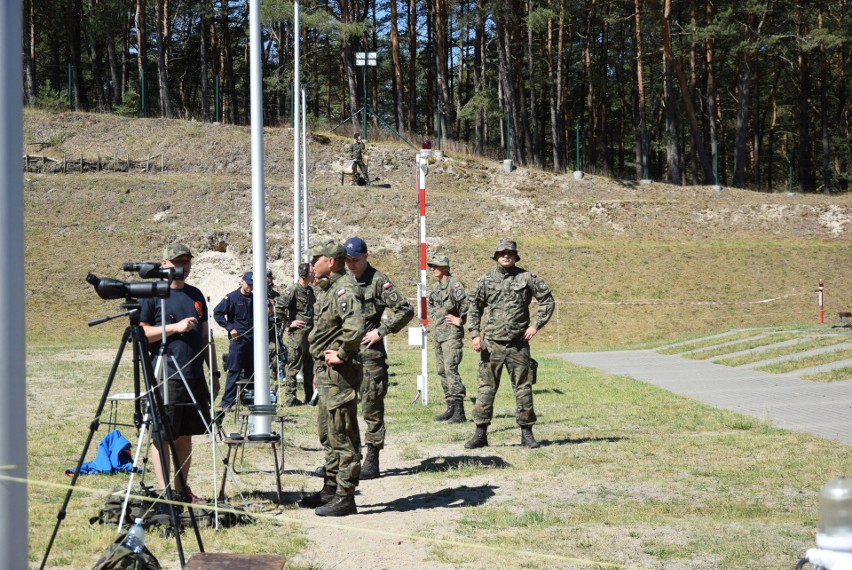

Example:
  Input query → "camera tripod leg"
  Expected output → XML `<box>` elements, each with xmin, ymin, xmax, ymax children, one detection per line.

<box><xmin>41</xmin><ymin>327</ymin><xmax>133</xmax><ymax>570</ymax></box>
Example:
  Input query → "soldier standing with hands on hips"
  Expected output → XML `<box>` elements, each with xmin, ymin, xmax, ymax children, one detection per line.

<box><xmin>427</xmin><ymin>253</ymin><xmax>469</xmax><ymax>424</ymax></box>
<box><xmin>299</xmin><ymin>240</ymin><xmax>365</xmax><ymax>517</ymax></box>
<box><xmin>275</xmin><ymin>262</ymin><xmax>316</xmax><ymax>406</ymax></box>
<box><xmin>344</xmin><ymin>237</ymin><xmax>414</xmax><ymax>479</ymax></box>
<box><xmin>465</xmin><ymin>238</ymin><xmax>555</xmax><ymax>449</ymax></box>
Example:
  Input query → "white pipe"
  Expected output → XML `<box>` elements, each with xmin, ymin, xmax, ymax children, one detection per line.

<box><xmin>0</xmin><ymin>1</ymin><xmax>28</xmax><ymax>566</ymax></box>
<box><xmin>292</xmin><ymin>1</ymin><xmax>302</xmax><ymax>279</ymax></box>
<box><xmin>301</xmin><ymin>87</ymin><xmax>309</xmax><ymax>255</ymax></box>
<box><xmin>249</xmin><ymin>0</ymin><xmax>271</xmax><ymax>432</ymax></box>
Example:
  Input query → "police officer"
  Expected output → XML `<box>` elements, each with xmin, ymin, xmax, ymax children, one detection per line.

<box><xmin>274</xmin><ymin>262</ymin><xmax>315</xmax><ymax>406</ymax></box>
<box><xmin>299</xmin><ymin>240</ymin><xmax>365</xmax><ymax>517</ymax></box>
<box><xmin>213</xmin><ymin>272</ymin><xmax>255</xmax><ymax>410</ymax></box>
<box><xmin>349</xmin><ymin>133</ymin><xmax>366</xmax><ymax>184</ymax></box>
<box><xmin>465</xmin><ymin>238</ymin><xmax>555</xmax><ymax>449</ymax></box>
<box><xmin>344</xmin><ymin>237</ymin><xmax>414</xmax><ymax>479</ymax></box>
<box><xmin>427</xmin><ymin>253</ymin><xmax>469</xmax><ymax>423</ymax></box>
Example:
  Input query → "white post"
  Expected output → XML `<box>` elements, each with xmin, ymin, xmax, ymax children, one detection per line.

<box><xmin>249</xmin><ymin>0</ymin><xmax>270</xmax><ymax>433</ymax></box>
<box><xmin>0</xmin><ymin>1</ymin><xmax>28</xmax><ymax>566</ymax></box>
<box><xmin>301</xmin><ymin>88</ymin><xmax>310</xmax><ymax>256</ymax></box>
<box><xmin>416</xmin><ymin>150</ymin><xmax>430</xmax><ymax>405</ymax></box>
<box><xmin>292</xmin><ymin>0</ymin><xmax>301</xmax><ymax>280</ymax></box>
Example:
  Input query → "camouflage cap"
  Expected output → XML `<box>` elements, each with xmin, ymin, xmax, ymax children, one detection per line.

<box><xmin>163</xmin><ymin>243</ymin><xmax>193</xmax><ymax>260</ymax></box>
<box><xmin>308</xmin><ymin>240</ymin><xmax>347</xmax><ymax>260</ymax></box>
<box><xmin>492</xmin><ymin>237</ymin><xmax>520</xmax><ymax>261</ymax></box>
<box><xmin>427</xmin><ymin>253</ymin><xmax>450</xmax><ymax>267</ymax></box>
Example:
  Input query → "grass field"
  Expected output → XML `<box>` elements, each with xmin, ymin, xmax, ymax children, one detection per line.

<box><xmin>27</xmin><ymin>336</ymin><xmax>850</xmax><ymax>569</ymax></box>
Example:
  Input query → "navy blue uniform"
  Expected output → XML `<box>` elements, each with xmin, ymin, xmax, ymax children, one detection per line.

<box><xmin>139</xmin><ymin>284</ymin><xmax>211</xmax><ymax>437</ymax></box>
<box><xmin>213</xmin><ymin>288</ymin><xmax>255</xmax><ymax>408</ymax></box>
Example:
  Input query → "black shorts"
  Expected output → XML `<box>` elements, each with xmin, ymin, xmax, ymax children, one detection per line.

<box><xmin>155</xmin><ymin>377</ymin><xmax>212</xmax><ymax>439</ymax></box>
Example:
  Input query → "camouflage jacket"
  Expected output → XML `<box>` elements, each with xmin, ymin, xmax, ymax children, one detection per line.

<box><xmin>467</xmin><ymin>265</ymin><xmax>555</xmax><ymax>343</ymax></box>
<box><xmin>308</xmin><ymin>271</ymin><xmax>365</xmax><ymax>364</ymax></box>
<box><xmin>351</xmin><ymin>264</ymin><xmax>414</xmax><ymax>360</ymax></box>
<box><xmin>350</xmin><ymin>140</ymin><xmax>365</xmax><ymax>162</ymax></box>
<box><xmin>274</xmin><ymin>280</ymin><xmax>315</xmax><ymax>332</ymax></box>
<box><xmin>427</xmin><ymin>275</ymin><xmax>468</xmax><ymax>342</ymax></box>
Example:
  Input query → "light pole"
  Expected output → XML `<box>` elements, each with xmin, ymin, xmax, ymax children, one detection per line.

<box><xmin>354</xmin><ymin>51</ymin><xmax>376</xmax><ymax>139</ymax></box>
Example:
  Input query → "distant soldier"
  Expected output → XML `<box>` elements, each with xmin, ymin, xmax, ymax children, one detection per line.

<box><xmin>300</xmin><ymin>240</ymin><xmax>365</xmax><ymax>517</ymax></box>
<box><xmin>465</xmin><ymin>238</ymin><xmax>555</xmax><ymax>449</ymax></box>
<box><xmin>426</xmin><ymin>253</ymin><xmax>469</xmax><ymax>424</ymax></box>
<box><xmin>344</xmin><ymin>237</ymin><xmax>414</xmax><ymax>479</ymax></box>
<box><xmin>349</xmin><ymin>133</ymin><xmax>366</xmax><ymax>184</ymax></box>
<box><xmin>266</xmin><ymin>270</ymin><xmax>284</xmax><ymax>385</ymax></box>
<box><xmin>213</xmin><ymin>272</ymin><xmax>255</xmax><ymax>411</ymax></box>
<box><xmin>274</xmin><ymin>262</ymin><xmax>315</xmax><ymax>406</ymax></box>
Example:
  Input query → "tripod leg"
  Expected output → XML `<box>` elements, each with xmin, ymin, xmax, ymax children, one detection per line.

<box><xmin>41</xmin><ymin>327</ymin><xmax>131</xmax><ymax>570</ymax></box>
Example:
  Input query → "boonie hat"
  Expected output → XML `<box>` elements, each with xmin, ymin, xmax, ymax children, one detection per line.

<box><xmin>242</xmin><ymin>271</ymin><xmax>254</xmax><ymax>285</ymax></box>
<box><xmin>493</xmin><ymin>237</ymin><xmax>520</xmax><ymax>261</ymax></box>
<box><xmin>427</xmin><ymin>254</ymin><xmax>450</xmax><ymax>268</ymax></box>
<box><xmin>344</xmin><ymin>237</ymin><xmax>369</xmax><ymax>257</ymax></box>
<box><xmin>308</xmin><ymin>240</ymin><xmax>347</xmax><ymax>260</ymax></box>
<box><xmin>163</xmin><ymin>243</ymin><xmax>193</xmax><ymax>261</ymax></box>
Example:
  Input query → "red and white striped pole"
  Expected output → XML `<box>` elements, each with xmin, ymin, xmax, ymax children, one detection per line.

<box><xmin>415</xmin><ymin>145</ymin><xmax>430</xmax><ymax>405</ymax></box>
<box><xmin>819</xmin><ymin>280</ymin><xmax>825</xmax><ymax>325</ymax></box>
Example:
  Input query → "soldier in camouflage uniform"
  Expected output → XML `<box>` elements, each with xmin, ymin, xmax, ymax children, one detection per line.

<box><xmin>349</xmin><ymin>133</ymin><xmax>366</xmax><ymax>184</ymax></box>
<box><xmin>299</xmin><ymin>240</ymin><xmax>365</xmax><ymax>517</ymax></box>
<box><xmin>274</xmin><ymin>263</ymin><xmax>315</xmax><ymax>406</ymax></box>
<box><xmin>426</xmin><ymin>253</ymin><xmax>469</xmax><ymax>424</ymax></box>
<box><xmin>465</xmin><ymin>238</ymin><xmax>555</xmax><ymax>449</ymax></box>
<box><xmin>343</xmin><ymin>237</ymin><xmax>414</xmax><ymax>479</ymax></box>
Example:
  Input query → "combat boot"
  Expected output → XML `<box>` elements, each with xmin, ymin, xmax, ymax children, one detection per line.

<box><xmin>315</xmin><ymin>494</ymin><xmax>357</xmax><ymax>517</ymax></box>
<box><xmin>464</xmin><ymin>425</ymin><xmax>488</xmax><ymax>449</ymax></box>
<box><xmin>447</xmin><ymin>399</ymin><xmax>466</xmax><ymax>424</ymax></box>
<box><xmin>433</xmin><ymin>400</ymin><xmax>454</xmax><ymax>422</ymax></box>
<box><xmin>299</xmin><ymin>483</ymin><xmax>337</xmax><ymax>508</ymax></box>
<box><xmin>520</xmin><ymin>426</ymin><xmax>541</xmax><ymax>449</ymax></box>
<box><xmin>360</xmin><ymin>444</ymin><xmax>380</xmax><ymax>480</ymax></box>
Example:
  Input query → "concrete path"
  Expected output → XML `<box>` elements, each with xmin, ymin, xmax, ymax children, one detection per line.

<box><xmin>554</xmin><ymin>349</ymin><xmax>852</xmax><ymax>445</ymax></box>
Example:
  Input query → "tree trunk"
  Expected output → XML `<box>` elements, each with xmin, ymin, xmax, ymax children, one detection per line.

<box><xmin>662</xmin><ymin>51</ymin><xmax>681</xmax><ymax>184</ymax></box>
<box><xmin>135</xmin><ymin>0</ymin><xmax>147</xmax><ymax>115</ymax></box>
<box><xmin>199</xmin><ymin>9</ymin><xmax>210</xmax><ymax>122</ymax></box>
<box><xmin>733</xmin><ymin>48</ymin><xmax>752</xmax><ymax>188</ymax></box>
<box><xmin>434</xmin><ymin>0</ymin><xmax>455</xmax><ymax>140</ymax></box>
<box><xmin>407</xmin><ymin>0</ymin><xmax>417</xmax><ymax>134</ymax></box>
<box><xmin>657</xmin><ymin>0</ymin><xmax>713</xmax><ymax>183</ymax></box>
<box><xmin>797</xmin><ymin>1</ymin><xmax>815</xmax><ymax>192</ymax></box>
<box><xmin>220</xmin><ymin>0</ymin><xmax>238</xmax><ymax>123</ymax></box>
<box><xmin>23</xmin><ymin>0</ymin><xmax>36</xmax><ymax>105</ymax></box>
<box><xmin>705</xmin><ymin>1</ymin><xmax>719</xmax><ymax>185</ymax></box>
<box><xmin>633</xmin><ymin>0</ymin><xmax>646</xmax><ymax>180</ymax></box>
<box><xmin>473</xmin><ymin>0</ymin><xmax>486</xmax><ymax>154</ymax></box>
<box><xmin>818</xmin><ymin>1</ymin><xmax>832</xmax><ymax>194</ymax></box>
<box><xmin>389</xmin><ymin>0</ymin><xmax>405</xmax><ymax>130</ymax></box>
<box><xmin>68</xmin><ymin>0</ymin><xmax>86</xmax><ymax>110</ymax></box>
<box><xmin>548</xmin><ymin>0</ymin><xmax>566</xmax><ymax>172</ymax></box>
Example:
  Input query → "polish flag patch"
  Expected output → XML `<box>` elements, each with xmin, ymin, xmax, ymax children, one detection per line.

<box><xmin>383</xmin><ymin>282</ymin><xmax>393</xmax><ymax>290</ymax></box>
<box><xmin>337</xmin><ymin>288</ymin><xmax>346</xmax><ymax>297</ymax></box>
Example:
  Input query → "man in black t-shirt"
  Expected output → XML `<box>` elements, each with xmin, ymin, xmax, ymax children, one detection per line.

<box><xmin>139</xmin><ymin>243</ymin><xmax>220</xmax><ymax>504</ymax></box>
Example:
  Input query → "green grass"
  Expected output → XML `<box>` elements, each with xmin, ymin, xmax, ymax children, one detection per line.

<box><xmin>657</xmin><ymin>330</ymin><xmax>773</xmax><ymax>355</ymax></box>
<box><xmin>803</xmin><ymin>367</ymin><xmax>852</xmax><ymax>382</ymax></box>
<box><xmin>715</xmin><ymin>336</ymin><xmax>851</xmax><ymax>367</ymax></box>
<box><xmin>682</xmin><ymin>332</ymin><xmax>808</xmax><ymax>360</ymax></box>
<box><xmin>755</xmin><ymin>348</ymin><xmax>852</xmax><ymax>374</ymax></box>
<box><xmin>26</xmin><ymin>339</ymin><xmax>847</xmax><ymax>569</ymax></box>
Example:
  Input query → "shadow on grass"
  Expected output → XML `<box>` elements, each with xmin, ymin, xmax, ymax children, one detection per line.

<box><xmin>360</xmin><ymin>484</ymin><xmax>498</xmax><ymax>514</ymax></box>
<box><xmin>386</xmin><ymin>454</ymin><xmax>511</xmax><ymax>477</ymax></box>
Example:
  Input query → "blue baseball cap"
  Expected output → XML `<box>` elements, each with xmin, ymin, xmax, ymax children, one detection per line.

<box><xmin>242</xmin><ymin>271</ymin><xmax>254</xmax><ymax>285</ymax></box>
<box><xmin>344</xmin><ymin>237</ymin><xmax>368</xmax><ymax>257</ymax></box>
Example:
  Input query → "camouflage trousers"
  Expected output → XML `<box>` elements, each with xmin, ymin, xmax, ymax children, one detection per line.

<box><xmin>434</xmin><ymin>337</ymin><xmax>466</xmax><ymax>402</ymax></box>
<box><xmin>360</xmin><ymin>357</ymin><xmax>389</xmax><ymax>449</ymax></box>
<box><xmin>471</xmin><ymin>339</ymin><xmax>537</xmax><ymax>427</ymax></box>
<box><xmin>285</xmin><ymin>330</ymin><xmax>313</xmax><ymax>402</ymax></box>
<box><xmin>317</xmin><ymin>361</ymin><xmax>362</xmax><ymax>495</ymax></box>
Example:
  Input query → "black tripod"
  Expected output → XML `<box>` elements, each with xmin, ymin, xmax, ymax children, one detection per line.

<box><xmin>40</xmin><ymin>299</ymin><xmax>204</xmax><ymax>569</ymax></box>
